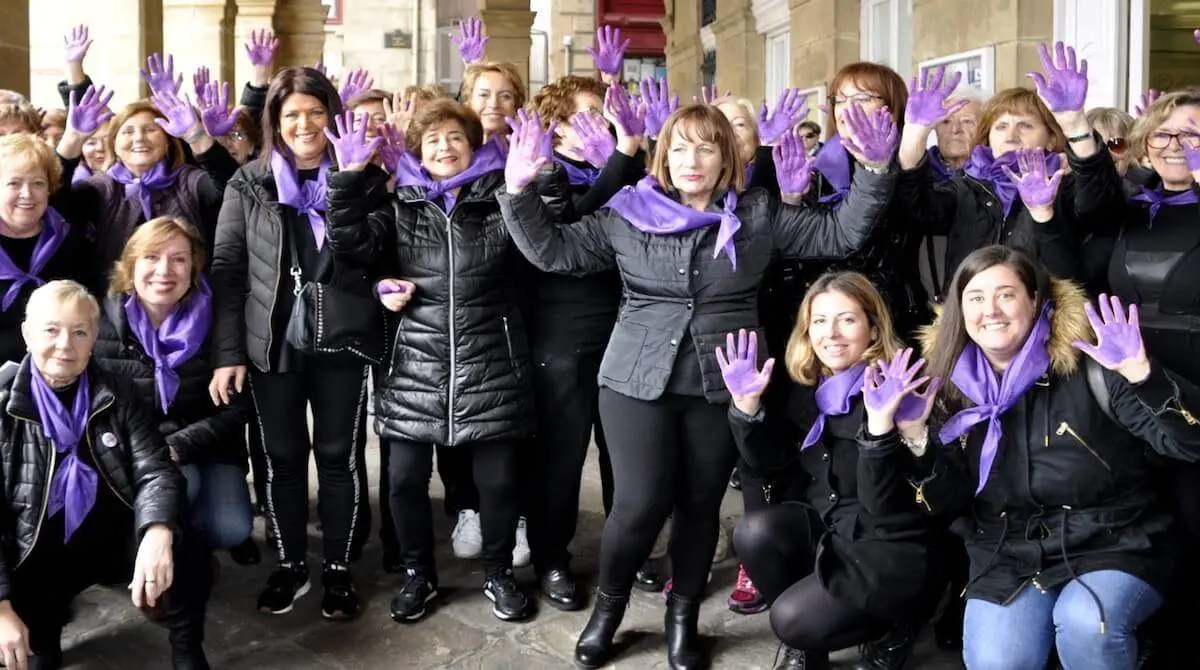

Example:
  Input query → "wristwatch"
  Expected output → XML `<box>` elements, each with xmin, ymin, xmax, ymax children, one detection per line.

<box><xmin>1066</xmin><ymin>132</ymin><xmax>1093</xmax><ymax>143</ymax></box>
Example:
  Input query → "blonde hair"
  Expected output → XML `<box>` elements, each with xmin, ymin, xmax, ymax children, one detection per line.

<box><xmin>649</xmin><ymin>104</ymin><xmax>745</xmax><ymax>194</ymax></box>
<box><xmin>109</xmin><ymin>216</ymin><xmax>207</xmax><ymax>296</ymax></box>
<box><xmin>713</xmin><ymin>96</ymin><xmax>762</xmax><ymax>147</ymax></box>
<box><xmin>460</xmin><ymin>62</ymin><xmax>527</xmax><ymax>111</ymax></box>
<box><xmin>0</xmin><ymin>132</ymin><xmax>65</xmax><ymax>192</ymax></box>
<box><xmin>25</xmin><ymin>280</ymin><xmax>100</xmax><ymax>329</ymax></box>
<box><xmin>0</xmin><ymin>104</ymin><xmax>41</xmax><ymax>135</ymax></box>
<box><xmin>1127</xmin><ymin>90</ymin><xmax>1200</xmax><ymax>163</ymax></box>
<box><xmin>784</xmin><ymin>272</ymin><xmax>902</xmax><ymax>385</ymax></box>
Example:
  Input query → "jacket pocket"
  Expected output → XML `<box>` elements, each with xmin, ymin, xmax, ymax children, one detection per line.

<box><xmin>1055</xmin><ymin>421</ymin><xmax>1112</xmax><ymax>472</ymax></box>
<box><xmin>599</xmin><ymin>323</ymin><xmax>647</xmax><ymax>384</ymax></box>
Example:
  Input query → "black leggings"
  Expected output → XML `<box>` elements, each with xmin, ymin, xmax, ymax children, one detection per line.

<box><xmin>733</xmin><ymin>504</ymin><xmax>886</xmax><ymax>651</ymax></box>
<box><xmin>250</xmin><ymin>361</ymin><xmax>368</xmax><ymax>565</ymax></box>
<box><xmin>596</xmin><ymin>388</ymin><xmax>737</xmax><ymax>600</ymax></box>
<box><xmin>388</xmin><ymin>439</ymin><xmax>520</xmax><ymax>575</ymax></box>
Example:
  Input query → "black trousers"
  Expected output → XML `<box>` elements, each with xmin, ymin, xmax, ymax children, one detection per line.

<box><xmin>596</xmin><ymin>388</ymin><xmax>738</xmax><ymax>600</ymax></box>
<box><xmin>733</xmin><ymin>504</ymin><xmax>886</xmax><ymax>651</ymax></box>
<box><xmin>527</xmin><ymin>348</ymin><xmax>612</xmax><ymax>574</ymax></box>
<box><xmin>250</xmin><ymin>360</ymin><xmax>368</xmax><ymax>564</ymax></box>
<box><xmin>437</xmin><ymin>446</ymin><xmax>478</xmax><ymax>516</ymax></box>
<box><xmin>387</xmin><ymin>438</ymin><xmax>520</xmax><ymax>575</ymax></box>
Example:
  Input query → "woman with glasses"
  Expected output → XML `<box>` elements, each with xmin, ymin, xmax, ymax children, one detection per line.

<box><xmin>797</xmin><ymin>121</ymin><xmax>822</xmax><ymax>156</ymax></box>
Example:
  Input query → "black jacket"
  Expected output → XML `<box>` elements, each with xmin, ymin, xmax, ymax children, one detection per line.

<box><xmin>210</xmin><ymin>159</ymin><xmax>383</xmax><ymax>372</ymax></box>
<box><xmin>326</xmin><ymin>166</ymin><xmax>533</xmax><ymax>446</ymax></box>
<box><xmin>0</xmin><ymin>359</ymin><xmax>183</xmax><ymax>601</ymax></box>
<box><xmin>496</xmin><ymin>164</ymin><xmax>895</xmax><ymax>403</ymax></box>
<box><xmin>730</xmin><ymin>390</ymin><xmax>936</xmax><ymax>620</ymax></box>
<box><xmin>92</xmin><ymin>293</ymin><xmax>249</xmax><ymax>467</ymax></box>
<box><xmin>912</xmin><ymin>279</ymin><xmax>1200</xmax><ymax>605</ymax></box>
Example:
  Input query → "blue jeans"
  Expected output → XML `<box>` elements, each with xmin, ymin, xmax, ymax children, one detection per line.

<box><xmin>180</xmin><ymin>462</ymin><xmax>254</xmax><ymax>550</ymax></box>
<box><xmin>963</xmin><ymin>570</ymin><xmax>1163</xmax><ymax>670</ymax></box>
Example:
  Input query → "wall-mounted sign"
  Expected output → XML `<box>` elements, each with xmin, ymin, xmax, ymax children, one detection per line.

<box><xmin>385</xmin><ymin>30</ymin><xmax>413</xmax><ymax>49</ymax></box>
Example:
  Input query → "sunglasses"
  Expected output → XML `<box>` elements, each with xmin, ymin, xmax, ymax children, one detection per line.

<box><xmin>1105</xmin><ymin>137</ymin><xmax>1127</xmax><ymax>154</ymax></box>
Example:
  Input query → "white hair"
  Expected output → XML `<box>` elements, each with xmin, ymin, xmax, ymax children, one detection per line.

<box><xmin>24</xmin><ymin>280</ymin><xmax>100</xmax><ymax>329</ymax></box>
<box><xmin>947</xmin><ymin>82</ymin><xmax>984</xmax><ymax>105</ymax></box>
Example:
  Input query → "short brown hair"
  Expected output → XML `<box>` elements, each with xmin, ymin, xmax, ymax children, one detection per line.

<box><xmin>0</xmin><ymin>104</ymin><xmax>42</xmax><ymax>135</ymax></box>
<box><xmin>826</xmin><ymin>62</ymin><xmax>908</xmax><ymax>137</ymax></box>
<box><xmin>402</xmin><ymin>84</ymin><xmax>446</xmax><ymax>103</ymax></box>
<box><xmin>109</xmin><ymin>216</ymin><xmax>207</xmax><ymax>296</ymax></box>
<box><xmin>1128</xmin><ymin>90</ymin><xmax>1200</xmax><ymax>163</ymax></box>
<box><xmin>460</xmin><ymin>62</ymin><xmax>527</xmax><ymax>111</ymax></box>
<box><xmin>108</xmin><ymin>101</ymin><xmax>187</xmax><ymax>172</ymax></box>
<box><xmin>784</xmin><ymin>272</ymin><xmax>902</xmax><ymax>385</ymax></box>
<box><xmin>973</xmin><ymin>87</ymin><xmax>1067</xmax><ymax>152</ymax></box>
<box><xmin>650</xmin><ymin>104</ymin><xmax>745</xmax><ymax>194</ymax></box>
<box><xmin>261</xmin><ymin>66</ymin><xmax>342</xmax><ymax>163</ymax></box>
<box><xmin>346</xmin><ymin>89</ymin><xmax>392</xmax><ymax>109</ymax></box>
<box><xmin>531</xmin><ymin>75</ymin><xmax>607</xmax><ymax>129</ymax></box>
<box><xmin>404</xmin><ymin>99</ymin><xmax>485</xmax><ymax>157</ymax></box>
<box><xmin>40</xmin><ymin>109</ymin><xmax>67</xmax><ymax>133</ymax></box>
<box><xmin>0</xmin><ymin>132</ymin><xmax>65</xmax><ymax>192</ymax></box>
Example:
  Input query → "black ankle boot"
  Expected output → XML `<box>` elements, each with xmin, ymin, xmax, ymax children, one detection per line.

<box><xmin>853</xmin><ymin>622</ymin><xmax>917</xmax><ymax>670</ymax></box>
<box><xmin>774</xmin><ymin>646</ymin><xmax>829</xmax><ymax>670</ymax></box>
<box><xmin>574</xmin><ymin>591</ymin><xmax>628</xmax><ymax>669</ymax></box>
<box><xmin>665</xmin><ymin>592</ymin><xmax>703</xmax><ymax>670</ymax></box>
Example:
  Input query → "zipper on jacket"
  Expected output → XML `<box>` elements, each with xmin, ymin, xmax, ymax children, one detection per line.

<box><xmin>11</xmin><ymin>410</ymin><xmax>54</xmax><ymax>569</ymax></box>
<box><xmin>1055</xmin><ymin>422</ymin><xmax>1112</xmax><ymax>472</ymax></box>
<box><xmin>434</xmin><ymin>204</ymin><xmax>457</xmax><ymax>440</ymax></box>
<box><xmin>85</xmin><ymin>398</ymin><xmax>131</xmax><ymax>511</ymax></box>
<box><xmin>501</xmin><ymin>315</ymin><xmax>521</xmax><ymax>379</ymax></box>
<box><xmin>909</xmin><ymin>480</ymin><xmax>932</xmax><ymax>512</ymax></box>
<box><xmin>263</xmin><ymin>201</ymin><xmax>287</xmax><ymax>370</ymax></box>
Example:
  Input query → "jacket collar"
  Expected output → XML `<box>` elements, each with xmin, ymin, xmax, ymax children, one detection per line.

<box><xmin>394</xmin><ymin>170</ymin><xmax>504</xmax><ymax>206</ymax></box>
<box><xmin>6</xmin><ymin>357</ymin><xmax>117</xmax><ymax>425</ymax></box>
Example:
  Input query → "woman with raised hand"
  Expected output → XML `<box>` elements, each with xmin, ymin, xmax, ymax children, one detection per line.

<box><xmin>498</xmin><ymin>94</ymin><xmax>898</xmax><ymax>669</ymax></box>
<box><xmin>909</xmin><ymin>245</ymin><xmax>1200</xmax><ymax>670</ymax></box>
<box><xmin>724</xmin><ymin>272</ymin><xmax>941</xmax><ymax>670</ymax></box>
<box><xmin>460</xmin><ymin>61</ymin><xmax>526</xmax><ymax>144</ymax></box>
<box><xmin>325</xmin><ymin>101</ymin><xmax>535</xmax><ymax>625</ymax></box>
<box><xmin>209</xmin><ymin>66</ymin><xmax>373</xmax><ymax>621</ymax></box>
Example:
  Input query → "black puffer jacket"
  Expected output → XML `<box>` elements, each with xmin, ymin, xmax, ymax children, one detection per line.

<box><xmin>92</xmin><ymin>293</ymin><xmax>249</xmax><ymax>467</ymax></box>
<box><xmin>326</xmin><ymin>166</ymin><xmax>533</xmax><ymax>446</ymax></box>
<box><xmin>0</xmin><ymin>359</ymin><xmax>182</xmax><ymax>601</ymax></box>
<box><xmin>497</xmin><ymin>165</ymin><xmax>895</xmax><ymax>403</ymax></box>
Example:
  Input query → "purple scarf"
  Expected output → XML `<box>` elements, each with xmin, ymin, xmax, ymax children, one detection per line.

<box><xmin>965</xmin><ymin>146</ymin><xmax>1063</xmax><ymax>219</ymax></box>
<box><xmin>0</xmin><ymin>208</ymin><xmax>69</xmax><ymax>311</ymax></box>
<box><xmin>812</xmin><ymin>134</ymin><xmax>851</xmax><ymax>207</ymax></box>
<box><xmin>31</xmin><ymin>368</ymin><xmax>95</xmax><ymax>542</ymax></box>
<box><xmin>271</xmin><ymin>151</ymin><xmax>330</xmax><ymax>250</ymax></box>
<box><xmin>939</xmin><ymin>302</ymin><xmax>1053</xmax><ymax>494</ymax></box>
<box><xmin>801</xmin><ymin>363</ymin><xmax>868</xmax><ymax>449</ymax></box>
<box><xmin>555</xmin><ymin>156</ymin><xmax>601</xmax><ymax>187</ymax></box>
<box><xmin>927</xmin><ymin>146</ymin><xmax>954</xmax><ymax>183</ymax></box>
<box><xmin>1132</xmin><ymin>186</ymin><xmax>1200</xmax><ymax>227</ymax></box>
<box><xmin>605</xmin><ymin>176</ymin><xmax>741</xmax><ymax>270</ymax></box>
<box><xmin>393</xmin><ymin>140</ymin><xmax>506</xmax><ymax>212</ymax></box>
<box><xmin>108</xmin><ymin>160</ymin><xmax>182</xmax><ymax>221</ymax></box>
<box><xmin>124</xmin><ymin>278</ymin><xmax>213</xmax><ymax>414</ymax></box>
<box><xmin>72</xmin><ymin>162</ymin><xmax>92</xmax><ymax>184</ymax></box>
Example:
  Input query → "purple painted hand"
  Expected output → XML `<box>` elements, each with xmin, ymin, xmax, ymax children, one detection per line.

<box><xmin>376</xmin><ymin>279</ymin><xmax>416</xmax><ymax>313</ymax></box>
<box><xmin>324</xmin><ymin>110</ymin><xmax>383</xmax><ymax>170</ymax></box>
<box><xmin>1134</xmin><ymin>89</ymin><xmax>1160</xmax><ymax>117</ymax></box>
<box><xmin>1194</xmin><ymin>28</ymin><xmax>1200</xmax><ymax>45</ymax></box>
<box><xmin>1182</xmin><ymin>117</ymin><xmax>1200</xmax><ymax>173</ymax></box>
<box><xmin>1073</xmin><ymin>294</ymin><xmax>1147</xmax><ymax>373</ymax></box>
<box><xmin>339</xmin><ymin>68</ymin><xmax>374</xmax><ymax>104</ymax></box>
<box><xmin>67</xmin><ymin>85</ymin><xmax>114</xmax><ymax>136</ymax></box>
<box><xmin>63</xmin><ymin>25</ymin><xmax>93</xmax><ymax>63</ymax></box>
<box><xmin>192</xmin><ymin>66</ymin><xmax>211</xmax><ymax>102</ymax></box>
<box><xmin>1028</xmin><ymin>41</ymin><xmax>1089</xmax><ymax>113</ymax></box>
<box><xmin>377</xmin><ymin>123</ymin><xmax>408</xmax><ymax>175</ymax></box>
<box><xmin>640</xmin><ymin>77</ymin><xmax>678</xmax><ymax>138</ymax></box>
<box><xmin>604</xmin><ymin>83</ymin><xmax>646</xmax><ymax>138</ymax></box>
<box><xmin>244</xmin><ymin>29</ymin><xmax>279</xmax><ymax>68</ymax></box>
<box><xmin>586</xmin><ymin>25</ymin><xmax>631</xmax><ymax>75</ymax></box>
<box><xmin>693</xmin><ymin>85</ymin><xmax>726</xmax><ymax>106</ymax></box>
<box><xmin>906</xmin><ymin>65</ymin><xmax>968</xmax><ymax>127</ymax></box>
<box><xmin>862</xmin><ymin>348</ymin><xmax>931</xmax><ymax>420</ymax></box>
<box><xmin>841</xmin><ymin>103</ymin><xmax>898</xmax><ymax>168</ymax></box>
<box><xmin>714</xmin><ymin>329</ymin><xmax>774</xmax><ymax>400</ymax></box>
<box><xmin>198</xmin><ymin>81</ymin><xmax>237</xmax><ymax>138</ymax></box>
<box><xmin>1001</xmin><ymin>149</ymin><xmax>1065</xmax><ymax>209</ymax></box>
<box><xmin>504</xmin><ymin>110</ymin><xmax>555</xmax><ymax>191</ymax></box>
<box><xmin>452</xmin><ymin>18</ymin><xmax>489</xmax><ymax>65</ymax></box>
<box><xmin>571</xmin><ymin>111</ymin><xmax>616</xmax><ymax>168</ymax></box>
<box><xmin>895</xmin><ymin>377</ymin><xmax>942</xmax><ymax>425</ymax></box>
<box><xmin>758</xmin><ymin>89</ymin><xmax>809</xmax><ymax>145</ymax></box>
<box><xmin>151</xmin><ymin>90</ymin><xmax>199</xmax><ymax>139</ymax></box>
<box><xmin>141</xmin><ymin>53</ymin><xmax>183</xmax><ymax>96</ymax></box>
<box><xmin>773</xmin><ymin>129</ymin><xmax>814</xmax><ymax>197</ymax></box>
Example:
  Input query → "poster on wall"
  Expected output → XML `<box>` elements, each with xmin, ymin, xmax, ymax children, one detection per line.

<box><xmin>916</xmin><ymin>46</ymin><xmax>995</xmax><ymax>98</ymax></box>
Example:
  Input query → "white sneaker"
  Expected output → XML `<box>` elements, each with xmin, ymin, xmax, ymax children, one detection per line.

<box><xmin>512</xmin><ymin>516</ymin><xmax>531</xmax><ymax>567</ymax></box>
<box><xmin>452</xmin><ymin>509</ymin><xmax>483</xmax><ymax>559</ymax></box>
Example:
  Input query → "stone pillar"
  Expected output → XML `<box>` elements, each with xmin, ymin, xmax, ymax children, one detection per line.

<box><xmin>479</xmin><ymin>0</ymin><xmax>536</xmax><ymax>91</ymax></box>
<box><xmin>712</xmin><ymin>0</ymin><xmax>765</xmax><ymax>103</ymax></box>
<box><xmin>912</xmin><ymin>0</ymin><xmax>1051</xmax><ymax>92</ymax></box>
<box><xmin>0</xmin><ymin>0</ymin><xmax>30</xmax><ymax>98</ymax></box>
<box><xmin>334</xmin><ymin>0</ymin><xmax>438</xmax><ymax>93</ymax></box>
<box><xmin>548</xmin><ymin>0</ymin><xmax>596</xmax><ymax>80</ymax></box>
<box><xmin>663</xmin><ymin>0</ymin><xmax>703</xmax><ymax>97</ymax></box>
<box><xmin>233</xmin><ymin>0</ymin><xmax>278</xmax><ymax>88</ymax></box>
<box><xmin>1147</xmin><ymin>0</ymin><xmax>1200</xmax><ymax>92</ymax></box>
<box><xmin>164</xmin><ymin>0</ymin><xmax>238</xmax><ymax>88</ymax></box>
<box><xmin>274</xmin><ymin>0</ymin><xmax>328</xmax><ymax>69</ymax></box>
<box><xmin>788</xmin><ymin>0</ymin><xmax>859</xmax><ymax>89</ymax></box>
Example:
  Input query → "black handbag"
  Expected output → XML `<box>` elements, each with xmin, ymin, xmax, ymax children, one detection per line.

<box><xmin>283</xmin><ymin>229</ymin><xmax>384</xmax><ymax>365</ymax></box>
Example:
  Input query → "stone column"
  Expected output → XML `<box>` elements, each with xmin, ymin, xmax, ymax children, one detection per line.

<box><xmin>233</xmin><ymin>0</ymin><xmax>278</xmax><ymax>88</ymax></box>
<box><xmin>912</xmin><ymin>0</ymin><xmax>1051</xmax><ymax>92</ymax></box>
<box><xmin>164</xmin><ymin>0</ymin><xmax>238</xmax><ymax>88</ymax></box>
<box><xmin>664</xmin><ymin>0</ymin><xmax>703</xmax><ymax>97</ymax></box>
<box><xmin>0</xmin><ymin>0</ymin><xmax>30</xmax><ymax>98</ymax></box>
<box><xmin>479</xmin><ymin>0</ymin><xmax>536</xmax><ymax>91</ymax></box>
<box><xmin>712</xmin><ymin>0</ymin><xmax>765</xmax><ymax>103</ymax></box>
<box><xmin>548</xmin><ymin>0</ymin><xmax>596</xmax><ymax>80</ymax></box>
<box><xmin>788</xmin><ymin>0</ymin><xmax>858</xmax><ymax>89</ymax></box>
<box><xmin>274</xmin><ymin>0</ymin><xmax>328</xmax><ymax>69</ymax></box>
<box><xmin>334</xmin><ymin>0</ymin><xmax>438</xmax><ymax>93</ymax></box>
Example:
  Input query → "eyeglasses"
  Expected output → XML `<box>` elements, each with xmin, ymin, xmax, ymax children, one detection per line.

<box><xmin>222</xmin><ymin>131</ymin><xmax>248</xmax><ymax>142</ymax></box>
<box><xmin>1147</xmin><ymin>131</ymin><xmax>1200</xmax><ymax>150</ymax></box>
<box><xmin>1105</xmin><ymin>137</ymin><xmax>1127</xmax><ymax>154</ymax></box>
<box><xmin>832</xmin><ymin>93</ymin><xmax>881</xmax><ymax>106</ymax></box>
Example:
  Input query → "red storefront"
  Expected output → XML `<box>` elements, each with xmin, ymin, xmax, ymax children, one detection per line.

<box><xmin>595</xmin><ymin>0</ymin><xmax>667</xmax><ymax>83</ymax></box>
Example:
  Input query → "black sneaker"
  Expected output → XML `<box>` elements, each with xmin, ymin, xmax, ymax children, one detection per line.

<box><xmin>483</xmin><ymin>568</ymin><xmax>530</xmax><ymax>621</ymax></box>
<box><xmin>390</xmin><ymin>569</ymin><xmax>439</xmax><ymax>623</ymax></box>
<box><xmin>257</xmin><ymin>561</ymin><xmax>310</xmax><ymax>614</ymax></box>
<box><xmin>320</xmin><ymin>561</ymin><xmax>360</xmax><ymax>620</ymax></box>
<box><xmin>539</xmin><ymin>567</ymin><xmax>582</xmax><ymax>611</ymax></box>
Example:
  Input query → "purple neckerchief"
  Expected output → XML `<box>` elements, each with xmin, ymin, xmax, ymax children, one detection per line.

<box><xmin>1132</xmin><ymin>186</ymin><xmax>1200</xmax><ymax>227</ymax></box>
<box><xmin>801</xmin><ymin>363</ymin><xmax>868</xmax><ymax>449</ymax></box>
<box><xmin>605</xmin><ymin>176</ymin><xmax>741</xmax><ymax>270</ymax></box>
<box><xmin>72</xmin><ymin>162</ymin><xmax>92</xmax><ymax>184</ymax></box>
<box><xmin>927</xmin><ymin>146</ymin><xmax>954</xmax><ymax>183</ymax></box>
<box><xmin>393</xmin><ymin>140</ymin><xmax>506</xmax><ymax>212</ymax></box>
<box><xmin>271</xmin><ymin>151</ymin><xmax>330</xmax><ymax>250</ymax></box>
<box><xmin>939</xmin><ymin>301</ymin><xmax>1053</xmax><ymax>495</ymax></box>
<box><xmin>108</xmin><ymin>160</ymin><xmax>183</xmax><ymax>222</ymax></box>
<box><xmin>554</xmin><ymin>155</ymin><xmax>601</xmax><ymax>187</ymax></box>
<box><xmin>31</xmin><ymin>368</ymin><xmax>95</xmax><ymax>542</ymax></box>
<box><xmin>124</xmin><ymin>277</ymin><xmax>213</xmax><ymax>414</ymax></box>
<box><xmin>811</xmin><ymin>134</ymin><xmax>851</xmax><ymax>207</ymax></box>
<box><xmin>965</xmin><ymin>146</ymin><xmax>1063</xmax><ymax>219</ymax></box>
<box><xmin>0</xmin><ymin>208</ymin><xmax>69</xmax><ymax>311</ymax></box>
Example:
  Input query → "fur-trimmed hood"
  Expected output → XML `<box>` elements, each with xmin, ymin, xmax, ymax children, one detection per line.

<box><xmin>918</xmin><ymin>277</ymin><xmax>1094</xmax><ymax>376</ymax></box>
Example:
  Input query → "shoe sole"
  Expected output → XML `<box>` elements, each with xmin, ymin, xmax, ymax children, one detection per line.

<box><xmin>391</xmin><ymin>589</ymin><xmax>439</xmax><ymax>623</ymax></box>
<box><xmin>259</xmin><ymin>580</ymin><xmax>311</xmax><ymax>615</ymax></box>
<box><xmin>484</xmin><ymin>587</ymin><xmax>530</xmax><ymax>621</ymax></box>
<box><xmin>541</xmin><ymin>591</ymin><xmax>584</xmax><ymax>612</ymax></box>
<box><xmin>728</xmin><ymin>600</ymin><xmax>769</xmax><ymax>615</ymax></box>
